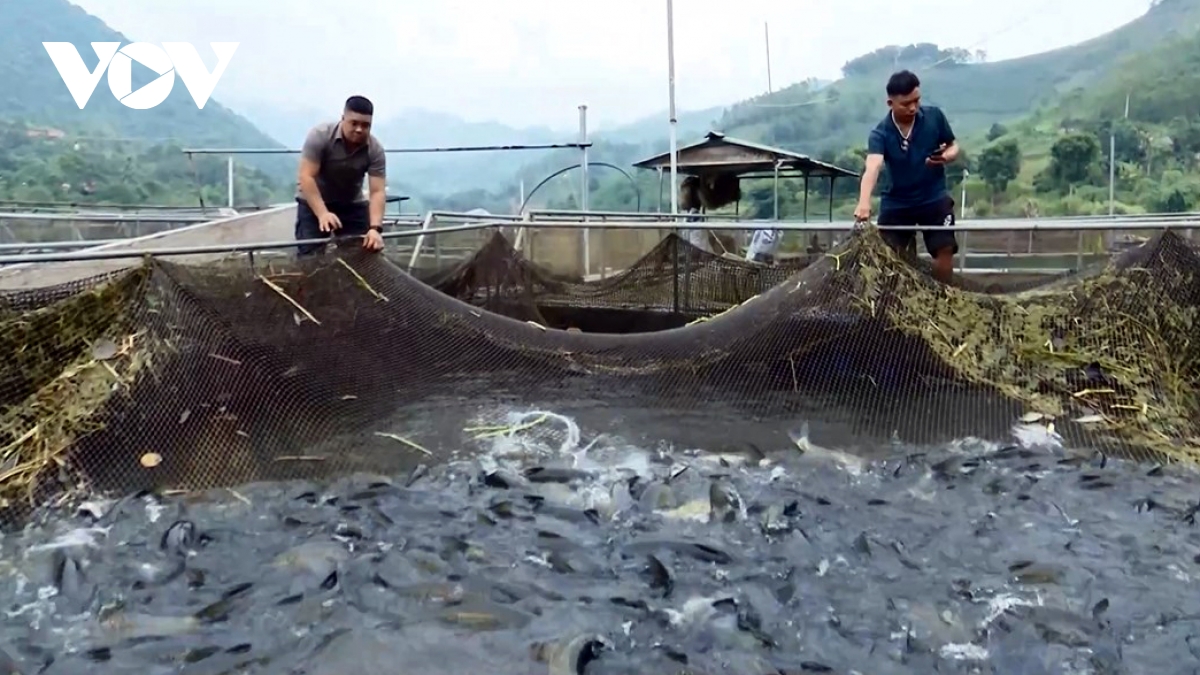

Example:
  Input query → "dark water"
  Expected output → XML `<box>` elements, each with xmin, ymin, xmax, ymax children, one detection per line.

<box><xmin>0</xmin><ymin>411</ymin><xmax>1198</xmax><ymax>675</ymax></box>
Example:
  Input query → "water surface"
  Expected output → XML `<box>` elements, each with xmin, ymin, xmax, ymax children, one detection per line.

<box><xmin>0</xmin><ymin>408</ymin><xmax>1196</xmax><ymax>674</ymax></box>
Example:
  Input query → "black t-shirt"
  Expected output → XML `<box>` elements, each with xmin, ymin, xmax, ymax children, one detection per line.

<box><xmin>867</xmin><ymin>106</ymin><xmax>956</xmax><ymax>213</ymax></box>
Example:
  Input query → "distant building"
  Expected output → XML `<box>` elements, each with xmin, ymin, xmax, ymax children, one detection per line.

<box><xmin>25</xmin><ymin>127</ymin><xmax>65</xmax><ymax>139</ymax></box>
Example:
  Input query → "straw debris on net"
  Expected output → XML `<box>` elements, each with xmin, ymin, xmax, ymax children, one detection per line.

<box><xmin>0</xmin><ymin>266</ymin><xmax>154</xmax><ymax>509</ymax></box>
<box><xmin>846</xmin><ymin>227</ymin><xmax>1200</xmax><ymax>463</ymax></box>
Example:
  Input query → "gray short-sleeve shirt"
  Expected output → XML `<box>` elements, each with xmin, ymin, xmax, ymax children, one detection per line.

<box><xmin>294</xmin><ymin>121</ymin><xmax>386</xmax><ymax>205</ymax></box>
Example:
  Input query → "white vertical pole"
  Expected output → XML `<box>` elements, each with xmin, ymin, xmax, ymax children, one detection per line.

<box><xmin>579</xmin><ymin>104</ymin><xmax>590</xmax><ymax>275</ymax></box>
<box><xmin>764</xmin><ymin>22</ymin><xmax>773</xmax><ymax>93</ymax></box>
<box><xmin>667</xmin><ymin>0</ymin><xmax>679</xmax><ymax>217</ymax></box>
<box><xmin>226</xmin><ymin>156</ymin><xmax>234</xmax><ymax>208</ymax></box>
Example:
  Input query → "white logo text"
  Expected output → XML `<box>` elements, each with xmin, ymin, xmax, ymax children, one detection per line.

<box><xmin>42</xmin><ymin>42</ymin><xmax>239</xmax><ymax>110</ymax></box>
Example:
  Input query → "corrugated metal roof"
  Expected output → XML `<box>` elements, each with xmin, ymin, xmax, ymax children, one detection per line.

<box><xmin>631</xmin><ymin>131</ymin><xmax>859</xmax><ymax>179</ymax></box>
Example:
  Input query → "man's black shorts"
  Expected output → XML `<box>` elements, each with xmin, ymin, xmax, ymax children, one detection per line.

<box><xmin>294</xmin><ymin>198</ymin><xmax>370</xmax><ymax>257</ymax></box>
<box><xmin>877</xmin><ymin>196</ymin><xmax>958</xmax><ymax>257</ymax></box>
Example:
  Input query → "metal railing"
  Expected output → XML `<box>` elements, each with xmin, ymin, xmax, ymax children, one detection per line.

<box><xmin>0</xmin><ymin>210</ymin><xmax>225</xmax><ymax>248</ymax></box>
<box><xmin>0</xmin><ymin>211</ymin><xmax>216</xmax><ymax>223</ymax></box>
<box><xmin>399</xmin><ymin>210</ymin><xmax>1199</xmax><ymax>277</ymax></box>
<box><xmin>0</xmin><ymin>216</ymin><xmax>1193</xmax><ymax>266</ymax></box>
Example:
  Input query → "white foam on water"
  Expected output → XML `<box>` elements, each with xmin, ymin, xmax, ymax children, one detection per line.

<box><xmin>1011</xmin><ymin>422</ymin><xmax>1064</xmax><ymax>450</ymax></box>
<box><xmin>24</xmin><ymin>527</ymin><xmax>110</xmax><ymax>554</ymax></box>
<box><xmin>464</xmin><ymin>407</ymin><xmax>657</xmax><ymax>514</ymax></box>
<box><xmin>940</xmin><ymin>642</ymin><xmax>989</xmax><ymax>661</ymax></box>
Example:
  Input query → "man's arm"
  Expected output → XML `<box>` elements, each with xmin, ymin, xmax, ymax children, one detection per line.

<box><xmin>937</xmin><ymin>109</ymin><xmax>960</xmax><ymax>160</ymax></box>
<box><xmin>366</xmin><ymin>140</ymin><xmax>387</xmax><ymax>228</ymax></box>
<box><xmin>857</xmin><ymin>154</ymin><xmax>885</xmax><ymax>205</ymax></box>
<box><xmin>857</xmin><ymin>129</ymin><xmax>887</xmax><ymax>206</ymax></box>
<box><xmin>297</xmin><ymin>127</ymin><xmax>328</xmax><ymax>217</ymax></box>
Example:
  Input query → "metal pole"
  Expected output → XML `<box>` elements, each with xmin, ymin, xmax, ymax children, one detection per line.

<box><xmin>406</xmin><ymin>212</ymin><xmax>436</xmax><ymax>272</ymax></box>
<box><xmin>665</xmin><ymin>0</ymin><xmax>680</xmax><ymax>313</ymax></box>
<box><xmin>226</xmin><ymin>157</ymin><xmax>234</xmax><ymax>208</ymax></box>
<box><xmin>180</xmin><ymin>142</ymin><xmax>594</xmax><ymax>155</ymax></box>
<box><xmin>1107</xmin><ymin>133</ymin><xmax>1116</xmax><ymax>253</ymax></box>
<box><xmin>960</xmin><ymin>168</ymin><xmax>968</xmax><ymax>220</ymax></box>
<box><xmin>803</xmin><ymin>175</ymin><xmax>809</xmax><ymax>221</ymax></box>
<box><xmin>657</xmin><ymin>168</ymin><xmax>664</xmax><ymax>213</ymax></box>
<box><xmin>764</xmin><ymin>22</ymin><xmax>773</xmax><ymax>93</ymax></box>
<box><xmin>579</xmin><ymin>105</ymin><xmax>590</xmax><ymax>276</ymax></box>
<box><xmin>666</xmin><ymin>0</ymin><xmax>679</xmax><ymax>218</ymax></box>
<box><xmin>1108</xmin><ymin>134</ymin><xmax>1116</xmax><ymax>217</ymax></box>
<box><xmin>772</xmin><ymin>164</ymin><xmax>780</xmax><ymax>220</ymax></box>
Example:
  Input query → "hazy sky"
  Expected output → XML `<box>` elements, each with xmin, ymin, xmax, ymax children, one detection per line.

<box><xmin>69</xmin><ymin>0</ymin><xmax>1151</xmax><ymax>131</ymax></box>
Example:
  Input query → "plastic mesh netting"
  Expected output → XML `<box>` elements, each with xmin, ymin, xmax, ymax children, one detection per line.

<box><xmin>1</xmin><ymin>227</ymin><xmax>1197</xmax><ymax>527</ymax></box>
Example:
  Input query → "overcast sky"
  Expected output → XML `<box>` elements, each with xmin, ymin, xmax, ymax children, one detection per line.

<box><xmin>69</xmin><ymin>0</ymin><xmax>1151</xmax><ymax>131</ymax></box>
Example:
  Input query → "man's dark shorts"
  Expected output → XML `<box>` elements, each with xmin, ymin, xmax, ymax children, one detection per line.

<box><xmin>877</xmin><ymin>196</ymin><xmax>958</xmax><ymax>257</ymax></box>
<box><xmin>294</xmin><ymin>198</ymin><xmax>370</xmax><ymax>257</ymax></box>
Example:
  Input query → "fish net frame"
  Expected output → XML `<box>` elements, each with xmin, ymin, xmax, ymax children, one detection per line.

<box><xmin>0</xmin><ymin>225</ymin><xmax>1195</xmax><ymax>528</ymax></box>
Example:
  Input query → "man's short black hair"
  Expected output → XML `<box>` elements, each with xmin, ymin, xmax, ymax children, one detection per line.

<box><xmin>345</xmin><ymin>95</ymin><xmax>374</xmax><ymax>116</ymax></box>
<box><xmin>885</xmin><ymin>70</ymin><xmax>920</xmax><ymax>98</ymax></box>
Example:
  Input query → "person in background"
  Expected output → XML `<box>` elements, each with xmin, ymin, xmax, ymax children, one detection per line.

<box><xmin>745</xmin><ymin>228</ymin><xmax>781</xmax><ymax>264</ymax></box>
<box><xmin>679</xmin><ymin>176</ymin><xmax>712</xmax><ymax>253</ymax></box>
<box><xmin>852</xmin><ymin>70</ymin><xmax>960</xmax><ymax>283</ymax></box>
<box><xmin>294</xmin><ymin>95</ymin><xmax>387</xmax><ymax>257</ymax></box>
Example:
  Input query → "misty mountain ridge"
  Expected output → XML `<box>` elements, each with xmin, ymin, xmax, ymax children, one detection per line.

<box><xmin>237</xmin><ymin>101</ymin><xmax>725</xmax><ymax>198</ymax></box>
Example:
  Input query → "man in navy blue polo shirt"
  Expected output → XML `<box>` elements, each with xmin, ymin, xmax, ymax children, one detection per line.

<box><xmin>853</xmin><ymin>70</ymin><xmax>960</xmax><ymax>282</ymax></box>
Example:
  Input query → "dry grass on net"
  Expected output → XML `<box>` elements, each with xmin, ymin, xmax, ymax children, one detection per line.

<box><xmin>0</xmin><ymin>267</ymin><xmax>153</xmax><ymax>509</ymax></box>
<box><xmin>844</xmin><ymin>227</ymin><xmax>1200</xmax><ymax>464</ymax></box>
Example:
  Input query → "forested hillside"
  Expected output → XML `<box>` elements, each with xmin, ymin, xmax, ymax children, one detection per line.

<box><xmin>7</xmin><ymin>0</ymin><xmax>1200</xmax><ymax>217</ymax></box>
<box><xmin>0</xmin><ymin>0</ymin><xmax>291</xmax><ymax>206</ymax></box>
<box><xmin>503</xmin><ymin>0</ymin><xmax>1200</xmax><ymax>221</ymax></box>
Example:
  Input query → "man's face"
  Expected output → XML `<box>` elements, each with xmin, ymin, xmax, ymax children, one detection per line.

<box><xmin>340</xmin><ymin>111</ymin><xmax>372</xmax><ymax>145</ymax></box>
<box><xmin>887</xmin><ymin>87</ymin><xmax>921</xmax><ymax>122</ymax></box>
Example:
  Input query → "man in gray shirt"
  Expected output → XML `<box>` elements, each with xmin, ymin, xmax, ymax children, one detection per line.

<box><xmin>295</xmin><ymin>95</ymin><xmax>387</xmax><ymax>256</ymax></box>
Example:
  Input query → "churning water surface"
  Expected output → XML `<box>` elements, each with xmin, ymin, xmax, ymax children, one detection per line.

<box><xmin>0</xmin><ymin>408</ymin><xmax>1197</xmax><ymax>675</ymax></box>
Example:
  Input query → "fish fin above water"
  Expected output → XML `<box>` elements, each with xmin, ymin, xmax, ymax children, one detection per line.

<box><xmin>788</xmin><ymin>421</ymin><xmax>812</xmax><ymax>453</ymax></box>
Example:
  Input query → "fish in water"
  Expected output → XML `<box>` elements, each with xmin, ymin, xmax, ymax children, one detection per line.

<box><xmin>708</xmin><ymin>480</ymin><xmax>743</xmax><ymax>523</ymax></box>
<box><xmin>97</xmin><ymin>582</ymin><xmax>252</xmax><ymax>641</ymax></box>
<box><xmin>160</xmin><ymin>520</ymin><xmax>199</xmax><ymax>556</ymax></box>
<box><xmin>642</xmin><ymin>554</ymin><xmax>674</xmax><ymax>598</ymax></box>
<box><xmin>788</xmin><ymin>422</ymin><xmax>867</xmax><ymax>474</ymax></box>
<box><xmin>637</xmin><ymin>481</ymin><xmax>678</xmax><ymax>512</ymax></box>
<box><xmin>524</xmin><ymin>466</ymin><xmax>596</xmax><ymax>484</ymax></box>
<box><xmin>531</xmin><ymin>633</ymin><xmax>608</xmax><ymax>675</ymax></box>
<box><xmin>49</xmin><ymin>549</ymin><xmax>95</xmax><ymax>614</ymax></box>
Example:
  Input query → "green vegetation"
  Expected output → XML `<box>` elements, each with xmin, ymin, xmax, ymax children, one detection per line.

<box><xmin>488</xmin><ymin>0</ymin><xmax>1200</xmax><ymax>226</ymax></box>
<box><xmin>6</xmin><ymin>0</ymin><xmax>1200</xmax><ymax>218</ymax></box>
<box><xmin>0</xmin><ymin>121</ymin><xmax>280</xmax><ymax>207</ymax></box>
<box><xmin>0</xmin><ymin>0</ymin><xmax>293</xmax><ymax>208</ymax></box>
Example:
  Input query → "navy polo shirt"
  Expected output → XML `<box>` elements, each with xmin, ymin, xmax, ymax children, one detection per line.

<box><xmin>867</xmin><ymin>106</ymin><xmax>956</xmax><ymax>212</ymax></box>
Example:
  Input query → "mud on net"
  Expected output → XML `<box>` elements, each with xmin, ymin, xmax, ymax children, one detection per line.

<box><xmin>0</xmin><ymin>227</ymin><xmax>1197</xmax><ymax>527</ymax></box>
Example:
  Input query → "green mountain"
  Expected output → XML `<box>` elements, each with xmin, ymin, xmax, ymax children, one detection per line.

<box><xmin>0</xmin><ymin>0</ymin><xmax>288</xmax><ymax>207</ymax></box>
<box><xmin>718</xmin><ymin>0</ymin><xmax>1200</xmax><ymax>155</ymax></box>
<box><xmin>507</xmin><ymin>0</ymin><xmax>1200</xmax><ymax>220</ymax></box>
<box><xmin>966</xmin><ymin>17</ymin><xmax>1200</xmax><ymax>217</ymax></box>
<box><xmin>601</xmin><ymin>107</ymin><xmax>725</xmax><ymax>146</ymax></box>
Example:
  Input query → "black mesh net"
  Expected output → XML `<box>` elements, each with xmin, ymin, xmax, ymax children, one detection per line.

<box><xmin>402</xmin><ymin>230</ymin><xmax>1080</xmax><ymax>330</ymax></box>
<box><xmin>1</xmin><ymin>226</ymin><xmax>1198</xmax><ymax>528</ymax></box>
